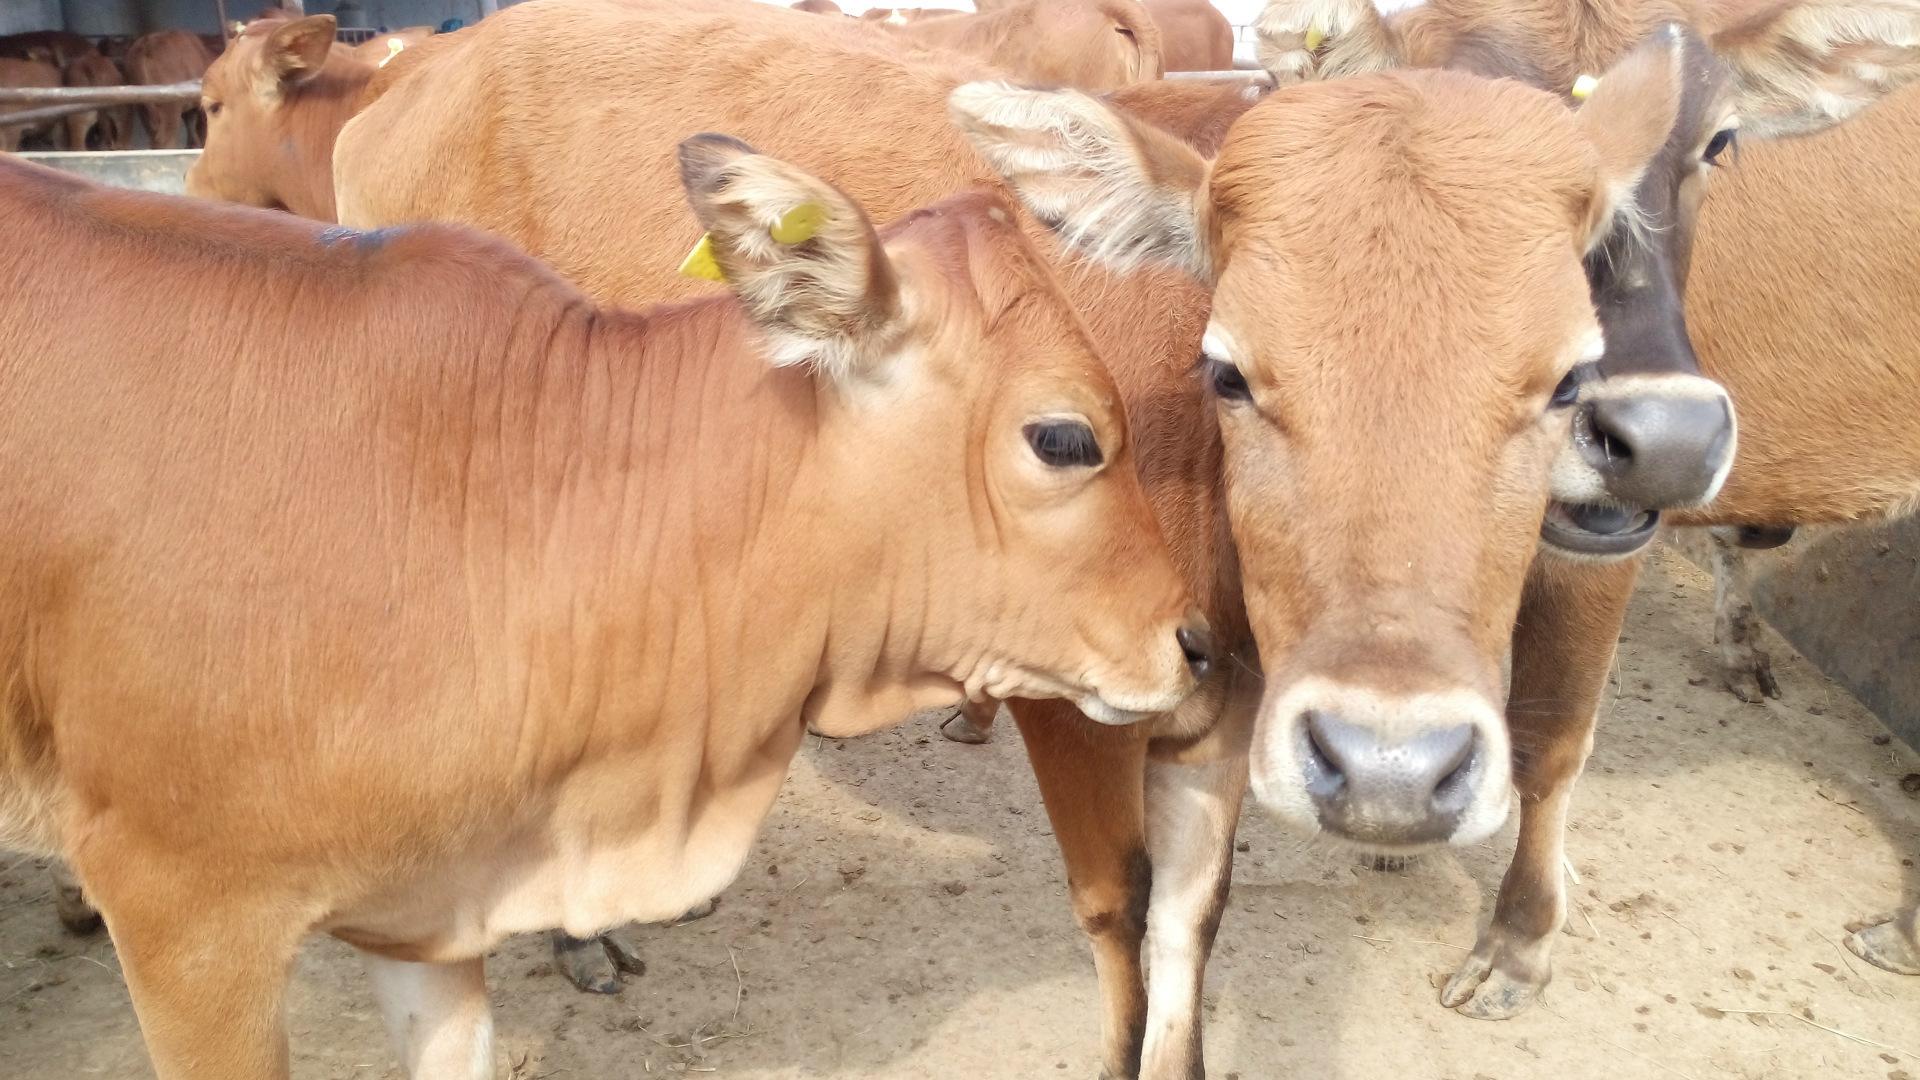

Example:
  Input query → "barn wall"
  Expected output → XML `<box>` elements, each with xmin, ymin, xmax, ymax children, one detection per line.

<box><xmin>0</xmin><ymin>0</ymin><xmax>63</xmax><ymax>35</ymax></box>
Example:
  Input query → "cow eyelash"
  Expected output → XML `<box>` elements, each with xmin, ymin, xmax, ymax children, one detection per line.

<box><xmin>1023</xmin><ymin>419</ymin><xmax>1104</xmax><ymax>469</ymax></box>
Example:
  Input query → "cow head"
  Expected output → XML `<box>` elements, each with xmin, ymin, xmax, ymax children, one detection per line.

<box><xmin>186</xmin><ymin>14</ymin><xmax>366</xmax><ymax>220</ymax></box>
<box><xmin>677</xmin><ymin>134</ymin><xmax>1210</xmax><ymax>729</ymax></box>
<box><xmin>1256</xmin><ymin>0</ymin><xmax>1920</xmax><ymax>559</ymax></box>
<box><xmin>955</xmin><ymin>51</ymin><xmax>1677</xmax><ymax>845</ymax></box>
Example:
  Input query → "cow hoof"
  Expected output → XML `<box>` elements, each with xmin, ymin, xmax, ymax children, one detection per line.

<box><xmin>55</xmin><ymin>896</ymin><xmax>104</xmax><ymax>936</ymax></box>
<box><xmin>939</xmin><ymin>708</ymin><xmax>994</xmax><ymax>745</ymax></box>
<box><xmin>669</xmin><ymin>896</ymin><xmax>720</xmax><ymax>926</ymax></box>
<box><xmin>602</xmin><ymin>931</ymin><xmax>649</xmax><ymax>978</ymax></box>
<box><xmin>552</xmin><ymin>931</ymin><xmax>627</xmax><ymax>994</ymax></box>
<box><xmin>1722</xmin><ymin>652</ymin><xmax>1779</xmax><ymax>703</ymax></box>
<box><xmin>1845</xmin><ymin>915</ymin><xmax>1920</xmax><ymax>975</ymax></box>
<box><xmin>1441</xmin><ymin>938</ymin><xmax>1549</xmax><ymax>1020</ymax></box>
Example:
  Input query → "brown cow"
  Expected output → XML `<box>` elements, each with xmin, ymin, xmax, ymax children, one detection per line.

<box><xmin>1144</xmin><ymin>0</ymin><xmax>1234</xmax><ymax>71</ymax></box>
<box><xmin>61</xmin><ymin>52</ymin><xmax>131</xmax><ymax>152</ymax></box>
<box><xmin>0</xmin><ymin>136</ymin><xmax>1206</xmax><ymax>1077</ymax></box>
<box><xmin>124</xmin><ymin>29</ymin><xmax>214</xmax><ymax>149</ymax></box>
<box><xmin>187</xmin><ymin>16</ymin><xmax>377</xmax><ymax>219</ymax></box>
<box><xmin>328</xmin><ymin>2</ymin><xmax>1693</xmax><ymax>1075</ymax></box>
<box><xmin>0</xmin><ymin>56</ymin><xmax>62</xmax><ymax>153</ymax></box>
<box><xmin>885</xmin><ymin>0</ymin><xmax>1167</xmax><ymax>90</ymax></box>
<box><xmin>1256</xmin><ymin>0</ymin><xmax>1920</xmax><ymax>1017</ymax></box>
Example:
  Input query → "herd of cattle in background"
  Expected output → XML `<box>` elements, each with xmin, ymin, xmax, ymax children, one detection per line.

<box><xmin>0</xmin><ymin>0</ymin><xmax>1916</xmax><ymax>1076</ymax></box>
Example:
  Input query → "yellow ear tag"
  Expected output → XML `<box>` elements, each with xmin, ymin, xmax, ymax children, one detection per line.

<box><xmin>378</xmin><ymin>38</ymin><xmax>406</xmax><ymax>68</ymax></box>
<box><xmin>677</xmin><ymin>233</ymin><xmax>726</xmax><ymax>282</ymax></box>
<box><xmin>1304</xmin><ymin>25</ymin><xmax>1326</xmax><ymax>51</ymax></box>
<box><xmin>1571</xmin><ymin>74</ymin><xmax>1600</xmax><ymax>101</ymax></box>
<box><xmin>770</xmin><ymin>202</ymin><xmax>825</xmax><ymax>245</ymax></box>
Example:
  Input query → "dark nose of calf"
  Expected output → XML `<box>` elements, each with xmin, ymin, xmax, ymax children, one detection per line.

<box><xmin>1583</xmin><ymin>393</ymin><xmax>1733</xmax><ymax>509</ymax></box>
<box><xmin>1176</xmin><ymin>624</ymin><xmax>1214</xmax><ymax>681</ymax></box>
<box><xmin>1301</xmin><ymin>711</ymin><xmax>1478</xmax><ymax>845</ymax></box>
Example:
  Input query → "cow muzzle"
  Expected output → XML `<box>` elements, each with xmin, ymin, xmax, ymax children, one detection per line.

<box><xmin>1250</xmin><ymin>678</ymin><xmax>1513</xmax><ymax>850</ymax></box>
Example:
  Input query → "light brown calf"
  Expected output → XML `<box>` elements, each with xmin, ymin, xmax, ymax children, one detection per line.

<box><xmin>1257</xmin><ymin>0</ymin><xmax>1920</xmax><ymax>1018</ymax></box>
<box><xmin>124</xmin><ymin>29</ymin><xmax>213</xmax><ymax>149</ymax></box>
<box><xmin>1144</xmin><ymin>0</ymin><xmax>1234</xmax><ymax>71</ymax></box>
<box><xmin>0</xmin><ymin>56</ymin><xmax>61</xmax><ymax>153</ymax></box>
<box><xmin>186</xmin><ymin>15</ymin><xmax>377</xmax><ymax>219</ymax></box>
<box><xmin>886</xmin><ymin>0</ymin><xmax>1167</xmax><ymax>90</ymax></box>
<box><xmin>0</xmin><ymin>136</ymin><xmax>1205</xmax><ymax>1078</ymax></box>
<box><xmin>330</xmin><ymin>2</ymin><xmax>1688</xmax><ymax>1075</ymax></box>
<box><xmin>60</xmin><ymin>52</ymin><xmax>131</xmax><ymax>152</ymax></box>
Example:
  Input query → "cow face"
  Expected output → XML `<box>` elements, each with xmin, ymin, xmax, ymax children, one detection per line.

<box><xmin>186</xmin><ymin>14</ymin><xmax>345</xmax><ymax>219</ymax></box>
<box><xmin>677</xmin><ymin>135</ymin><xmax>1209</xmax><ymax>728</ymax></box>
<box><xmin>1256</xmin><ymin>0</ymin><xmax>1920</xmax><ymax>558</ymax></box>
<box><xmin>956</xmin><ymin>53</ymin><xmax>1676</xmax><ymax>847</ymax></box>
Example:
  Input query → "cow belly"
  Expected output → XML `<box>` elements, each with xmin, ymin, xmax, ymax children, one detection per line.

<box><xmin>329</xmin><ymin>766</ymin><xmax>787</xmax><ymax>963</ymax></box>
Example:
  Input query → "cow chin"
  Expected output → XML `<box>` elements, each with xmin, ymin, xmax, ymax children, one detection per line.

<box><xmin>1072</xmin><ymin>694</ymin><xmax>1161</xmax><ymax>726</ymax></box>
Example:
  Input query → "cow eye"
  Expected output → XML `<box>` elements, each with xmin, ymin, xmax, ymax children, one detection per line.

<box><xmin>1024</xmin><ymin>419</ymin><xmax>1104</xmax><ymax>469</ymax></box>
<box><xmin>1549</xmin><ymin>368</ymin><xmax>1582</xmax><ymax>408</ymax></box>
<box><xmin>1205</xmin><ymin>356</ymin><xmax>1251</xmax><ymax>402</ymax></box>
<box><xmin>204</xmin><ymin>100</ymin><xmax>223</xmax><ymax>117</ymax></box>
<box><xmin>1703</xmin><ymin>128</ymin><xmax>1735</xmax><ymax>166</ymax></box>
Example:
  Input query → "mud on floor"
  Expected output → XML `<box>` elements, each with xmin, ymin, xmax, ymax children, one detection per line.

<box><xmin>2</xmin><ymin>546</ymin><xmax>1916</xmax><ymax>1079</ymax></box>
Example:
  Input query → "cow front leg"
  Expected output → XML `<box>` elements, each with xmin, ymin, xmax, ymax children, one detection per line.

<box><xmin>1708</xmin><ymin>530</ymin><xmax>1779</xmax><ymax>702</ymax></box>
<box><xmin>1848</xmin><ymin>905</ymin><xmax>1920</xmax><ymax>975</ymax></box>
<box><xmin>1443</xmin><ymin>553</ymin><xmax>1642</xmax><ymax>1020</ymax></box>
<box><xmin>1012</xmin><ymin>700</ymin><xmax>1152</xmax><ymax>1080</ymax></box>
<box><xmin>364</xmin><ymin>952</ymin><xmax>498</xmax><ymax>1079</ymax></box>
<box><xmin>86</xmin><ymin>869</ymin><xmax>302</xmax><ymax>1079</ymax></box>
<box><xmin>1138</xmin><ymin>752</ymin><xmax>1245</xmax><ymax>1080</ymax></box>
<box><xmin>49</xmin><ymin>860</ymin><xmax>103</xmax><ymax>934</ymax></box>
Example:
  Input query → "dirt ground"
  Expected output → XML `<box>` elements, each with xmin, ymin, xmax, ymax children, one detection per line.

<box><xmin>2</xmin><ymin>545</ymin><xmax>1916</xmax><ymax>1079</ymax></box>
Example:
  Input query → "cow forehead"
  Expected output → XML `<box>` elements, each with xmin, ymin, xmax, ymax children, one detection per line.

<box><xmin>1208</xmin><ymin>71</ymin><xmax>1597</xmax><ymax>370</ymax></box>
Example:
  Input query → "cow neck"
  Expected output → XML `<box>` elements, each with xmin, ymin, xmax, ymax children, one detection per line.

<box><xmin>284</xmin><ymin>62</ymin><xmax>375</xmax><ymax>220</ymax></box>
<box><xmin>567</xmin><ymin>301</ymin><xmax>967</xmax><ymax>766</ymax></box>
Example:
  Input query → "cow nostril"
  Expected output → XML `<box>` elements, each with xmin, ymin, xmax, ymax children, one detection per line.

<box><xmin>1429</xmin><ymin>725</ymin><xmax>1478</xmax><ymax>814</ymax></box>
<box><xmin>1302</xmin><ymin>710</ymin><xmax>1346</xmax><ymax>796</ymax></box>
<box><xmin>1175</xmin><ymin>624</ymin><xmax>1213</xmax><ymax>680</ymax></box>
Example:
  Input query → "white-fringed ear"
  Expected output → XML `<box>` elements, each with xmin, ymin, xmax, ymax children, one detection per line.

<box><xmin>676</xmin><ymin>133</ymin><xmax>903</xmax><ymax>385</ymax></box>
<box><xmin>949</xmin><ymin>81</ymin><xmax>1213</xmax><ymax>281</ymax></box>
<box><xmin>1254</xmin><ymin>0</ymin><xmax>1401</xmax><ymax>84</ymax></box>
<box><xmin>256</xmin><ymin>15</ymin><xmax>336</xmax><ymax>97</ymax></box>
<box><xmin>1574</xmin><ymin>28</ymin><xmax>1684</xmax><ymax>252</ymax></box>
<box><xmin>1709</xmin><ymin>0</ymin><xmax>1920</xmax><ymax>138</ymax></box>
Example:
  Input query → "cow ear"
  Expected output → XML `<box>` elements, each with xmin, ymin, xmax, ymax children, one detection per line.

<box><xmin>1574</xmin><ymin>28</ymin><xmax>1684</xmax><ymax>252</ymax></box>
<box><xmin>1708</xmin><ymin>0</ymin><xmax>1920</xmax><ymax>138</ymax></box>
<box><xmin>949</xmin><ymin>82</ymin><xmax>1213</xmax><ymax>282</ymax></box>
<box><xmin>676</xmin><ymin>134</ymin><xmax>903</xmax><ymax>386</ymax></box>
<box><xmin>259</xmin><ymin>15</ymin><xmax>335</xmax><ymax>94</ymax></box>
<box><xmin>1255</xmin><ymin>0</ymin><xmax>1400</xmax><ymax>83</ymax></box>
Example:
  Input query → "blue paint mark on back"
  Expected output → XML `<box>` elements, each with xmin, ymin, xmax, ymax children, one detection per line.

<box><xmin>316</xmin><ymin>225</ymin><xmax>400</xmax><ymax>252</ymax></box>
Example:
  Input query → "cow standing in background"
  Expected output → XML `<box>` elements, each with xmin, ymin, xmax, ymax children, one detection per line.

<box><xmin>125</xmin><ymin>29</ymin><xmax>214</xmax><ymax>149</ymax></box>
<box><xmin>61</xmin><ymin>53</ymin><xmax>131</xmax><ymax>152</ymax></box>
<box><xmin>0</xmin><ymin>30</ymin><xmax>97</xmax><ymax>68</ymax></box>
<box><xmin>0</xmin><ymin>57</ymin><xmax>63</xmax><ymax>152</ymax></box>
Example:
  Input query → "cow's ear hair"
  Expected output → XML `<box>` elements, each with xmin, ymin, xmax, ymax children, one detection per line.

<box><xmin>950</xmin><ymin>82</ymin><xmax>1213</xmax><ymax>283</ymax></box>
<box><xmin>1574</xmin><ymin>28</ymin><xmax>1684</xmax><ymax>252</ymax></box>
<box><xmin>259</xmin><ymin>15</ymin><xmax>336</xmax><ymax>94</ymax></box>
<box><xmin>1708</xmin><ymin>0</ymin><xmax>1920</xmax><ymax>138</ymax></box>
<box><xmin>676</xmin><ymin>133</ymin><xmax>903</xmax><ymax>386</ymax></box>
<box><xmin>1255</xmin><ymin>0</ymin><xmax>1401</xmax><ymax>83</ymax></box>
